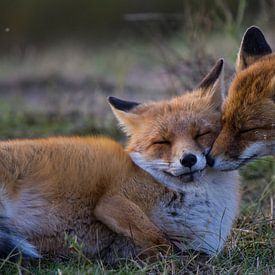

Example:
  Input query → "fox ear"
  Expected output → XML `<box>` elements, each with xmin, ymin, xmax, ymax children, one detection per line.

<box><xmin>108</xmin><ymin>96</ymin><xmax>140</xmax><ymax>112</ymax></box>
<box><xmin>236</xmin><ymin>26</ymin><xmax>272</xmax><ymax>72</ymax></box>
<box><xmin>108</xmin><ymin>96</ymin><xmax>141</xmax><ymax>135</ymax></box>
<box><xmin>197</xmin><ymin>59</ymin><xmax>225</xmax><ymax>110</ymax></box>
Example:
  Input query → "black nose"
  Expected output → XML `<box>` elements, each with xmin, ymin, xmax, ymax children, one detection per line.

<box><xmin>206</xmin><ymin>154</ymin><xmax>215</xmax><ymax>167</ymax></box>
<box><xmin>180</xmin><ymin>154</ymin><xmax>197</xmax><ymax>168</ymax></box>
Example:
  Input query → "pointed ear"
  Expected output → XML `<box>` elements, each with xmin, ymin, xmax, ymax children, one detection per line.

<box><xmin>108</xmin><ymin>96</ymin><xmax>140</xmax><ymax>112</ymax></box>
<box><xmin>108</xmin><ymin>96</ymin><xmax>141</xmax><ymax>135</ymax></box>
<box><xmin>236</xmin><ymin>26</ymin><xmax>272</xmax><ymax>72</ymax></box>
<box><xmin>197</xmin><ymin>59</ymin><xmax>225</xmax><ymax>110</ymax></box>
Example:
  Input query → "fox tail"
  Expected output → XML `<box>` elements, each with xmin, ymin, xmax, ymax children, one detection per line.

<box><xmin>0</xmin><ymin>218</ymin><xmax>40</xmax><ymax>260</ymax></box>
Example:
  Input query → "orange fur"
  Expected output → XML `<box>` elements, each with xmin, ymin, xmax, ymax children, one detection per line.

<box><xmin>0</xmin><ymin>60</ymin><xmax>240</xmax><ymax>263</ymax></box>
<box><xmin>0</xmin><ymin>137</ymin><xmax>171</xmax><ymax>263</ymax></box>
<box><xmin>210</xmin><ymin>27</ymin><xmax>275</xmax><ymax>170</ymax></box>
<box><xmin>110</xmin><ymin>60</ymin><xmax>224</xmax><ymax>185</ymax></box>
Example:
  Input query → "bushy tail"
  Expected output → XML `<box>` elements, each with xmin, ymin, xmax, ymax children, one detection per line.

<box><xmin>0</xmin><ymin>219</ymin><xmax>40</xmax><ymax>260</ymax></box>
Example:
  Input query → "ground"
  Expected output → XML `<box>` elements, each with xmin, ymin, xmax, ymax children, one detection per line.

<box><xmin>0</xmin><ymin>29</ymin><xmax>274</xmax><ymax>274</ymax></box>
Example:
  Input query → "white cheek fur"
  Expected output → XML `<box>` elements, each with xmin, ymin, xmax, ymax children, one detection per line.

<box><xmin>240</xmin><ymin>142</ymin><xmax>265</xmax><ymax>159</ymax></box>
<box><xmin>213</xmin><ymin>141</ymin><xmax>271</xmax><ymax>171</ymax></box>
<box><xmin>130</xmin><ymin>152</ymin><xmax>185</xmax><ymax>192</ymax></box>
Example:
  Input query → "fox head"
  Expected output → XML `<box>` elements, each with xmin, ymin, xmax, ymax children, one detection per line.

<box><xmin>108</xmin><ymin>59</ymin><xmax>224</xmax><ymax>190</ymax></box>
<box><xmin>209</xmin><ymin>26</ymin><xmax>275</xmax><ymax>171</ymax></box>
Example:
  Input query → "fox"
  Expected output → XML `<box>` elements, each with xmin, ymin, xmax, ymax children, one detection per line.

<box><xmin>0</xmin><ymin>60</ymin><xmax>240</xmax><ymax>264</ymax></box>
<box><xmin>208</xmin><ymin>26</ymin><xmax>275</xmax><ymax>170</ymax></box>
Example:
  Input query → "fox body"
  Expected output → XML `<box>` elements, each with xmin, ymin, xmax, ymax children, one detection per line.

<box><xmin>0</xmin><ymin>137</ymin><xmax>168</xmax><ymax>262</ymax></box>
<box><xmin>210</xmin><ymin>27</ymin><xmax>275</xmax><ymax>170</ymax></box>
<box><xmin>0</xmin><ymin>137</ymin><xmax>239</xmax><ymax>260</ymax></box>
<box><xmin>0</xmin><ymin>61</ymin><xmax>240</xmax><ymax>262</ymax></box>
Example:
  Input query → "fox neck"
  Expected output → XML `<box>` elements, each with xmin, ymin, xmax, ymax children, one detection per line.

<box><xmin>130</xmin><ymin>151</ymin><xmax>240</xmax><ymax>254</ymax></box>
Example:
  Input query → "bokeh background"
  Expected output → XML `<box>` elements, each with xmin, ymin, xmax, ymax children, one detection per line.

<box><xmin>0</xmin><ymin>1</ymin><xmax>274</xmax><ymax>273</ymax></box>
<box><xmin>0</xmin><ymin>0</ymin><xmax>274</xmax><ymax>139</ymax></box>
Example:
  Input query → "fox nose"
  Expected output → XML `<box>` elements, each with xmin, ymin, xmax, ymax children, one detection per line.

<box><xmin>180</xmin><ymin>154</ymin><xmax>197</xmax><ymax>168</ymax></box>
<box><xmin>206</xmin><ymin>154</ymin><xmax>215</xmax><ymax>167</ymax></box>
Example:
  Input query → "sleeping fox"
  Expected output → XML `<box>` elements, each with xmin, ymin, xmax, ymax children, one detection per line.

<box><xmin>208</xmin><ymin>26</ymin><xmax>275</xmax><ymax>170</ymax></box>
<box><xmin>0</xmin><ymin>60</ymin><xmax>240</xmax><ymax>264</ymax></box>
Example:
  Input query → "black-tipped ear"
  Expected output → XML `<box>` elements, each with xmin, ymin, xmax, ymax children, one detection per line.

<box><xmin>108</xmin><ymin>96</ymin><xmax>140</xmax><ymax>112</ymax></box>
<box><xmin>108</xmin><ymin>96</ymin><xmax>142</xmax><ymax>136</ymax></box>
<box><xmin>236</xmin><ymin>26</ymin><xmax>272</xmax><ymax>72</ymax></box>
<box><xmin>241</xmin><ymin>26</ymin><xmax>272</xmax><ymax>57</ymax></box>
<box><xmin>197</xmin><ymin>59</ymin><xmax>224</xmax><ymax>90</ymax></box>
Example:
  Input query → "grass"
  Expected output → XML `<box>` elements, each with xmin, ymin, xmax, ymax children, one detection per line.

<box><xmin>0</xmin><ymin>101</ymin><xmax>123</xmax><ymax>140</ymax></box>
<box><xmin>0</xmin><ymin>112</ymin><xmax>273</xmax><ymax>274</ymax></box>
<box><xmin>36</xmin><ymin>160</ymin><xmax>275</xmax><ymax>274</ymax></box>
<box><xmin>0</xmin><ymin>165</ymin><xmax>274</xmax><ymax>274</ymax></box>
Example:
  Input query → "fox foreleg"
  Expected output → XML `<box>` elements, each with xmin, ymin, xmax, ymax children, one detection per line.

<box><xmin>94</xmin><ymin>194</ymin><xmax>172</xmax><ymax>258</ymax></box>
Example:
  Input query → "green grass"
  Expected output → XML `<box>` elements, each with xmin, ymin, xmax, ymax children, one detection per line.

<box><xmin>0</xmin><ymin>102</ymin><xmax>123</xmax><ymax>140</ymax></box>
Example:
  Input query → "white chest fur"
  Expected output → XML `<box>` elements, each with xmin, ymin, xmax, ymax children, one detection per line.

<box><xmin>151</xmin><ymin>169</ymin><xmax>240</xmax><ymax>255</ymax></box>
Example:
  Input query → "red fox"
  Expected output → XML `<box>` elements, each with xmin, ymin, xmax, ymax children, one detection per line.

<box><xmin>208</xmin><ymin>26</ymin><xmax>275</xmax><ymax>170</ymax></box>
<box><xmin>0</xmin><ymin>60</ymin><xmax>239</xmax><ymax>263</ymax></box>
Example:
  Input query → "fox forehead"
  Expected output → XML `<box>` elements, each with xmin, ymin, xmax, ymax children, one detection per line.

<box><xmin>223</xmin><ymin>55</ymin><xmax>275</xmax><ymax>128</ymax></box>
<box><xmin>126</xmin><ymin>90</ymin><xmax>221</xmax><ymax>156</ymax></box>
<box><xmin>230</xmin><ymin>54</ymin><xmax>275</xmax><ymax>98</ymax></box>
<box><xmin>136</xmin><ymin>91</ymin><xmax>219</xmax><ymax>128</ymax></box>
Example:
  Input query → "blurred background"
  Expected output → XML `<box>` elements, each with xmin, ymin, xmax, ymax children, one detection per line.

<box><xmin>0</xmin><ymin>2</ymin><xmax>274</xmax><ymax>273</ymax></box>
<box><xmin>0</xmin><ymin>0</ymin><xmax>274</xmax><ymax>139</ymax></box>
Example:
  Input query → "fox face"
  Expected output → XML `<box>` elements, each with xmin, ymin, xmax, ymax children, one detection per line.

<box><xmin>209</xmin><ymin>26</ymin><xmax>275</xmax><ymax>171</ymax></box>
<box><xmin>109</xmin><ymin>60</ymin><xmax>224</xmax><ymax>190</ymax></box>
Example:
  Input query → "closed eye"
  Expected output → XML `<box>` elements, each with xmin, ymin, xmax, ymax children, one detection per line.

<box><xmin>195</xmin><ymin>131</ymin><xmax>211</xmax><ymax>139</ymax></box>
<box><xmin>240</xmin><ymin>127</ymin><xmax>261</xmax><ymax>134</ymax></box>
<box><xmin>152</xmin><ymin>140</ymin><xmax>170</xmax><ymax>145</ymax></box>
